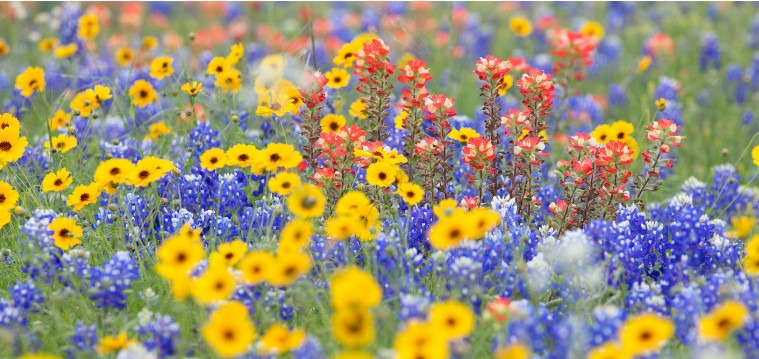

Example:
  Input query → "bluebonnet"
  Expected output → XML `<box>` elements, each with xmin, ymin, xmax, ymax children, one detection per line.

<box><xmin>750</xmin><ymin>14</ymin><xmax>759</xmax><ymax>49</ymax></box>
<box><xmin>289</xmin><ymin>335</ymin><xmax>324</xmax><ymax>359</ymax></box>
<box><xmin>9</xmin><ymin>280</ymin><xmax>43</xmax><ymax>311</ymax></box>
<box><xmin>398</xmin><ymin>294</ymin><xmax>431</xmax><ymax>322</ymax></box>
<box><xmin>587</xmin><ymin>306</ymin><xmax>624</xmax><ymax>347</ymax></box>
<box><xmin>667</xmin><ymin>283</ymin><xmax>705</xmax><ymax>344</ymax></box>
<box><xmin>743</xmin><ymin>111</ymin><xmax>755</xmax><ymax>126</ymax></box>
<box><xmin>159</xmin><ymin>207</ymin><xmax>196</xmax><ymax>236</ymax></box>
<box><xmin>217</xmin><ymin>171</ymin><xmax>250</xmax><ymax>218</ymax></box>
<box><xmin>607</xmin><ymin>3</ymin><xmax>636</xmax><ymax>33</ymax></box>
<box><xmin>20</xmin><ymin>209</ymin><xmax>64</xmax><ymax>282</ymax></box>
<box><xmin>135</xmin><ymin>314</ymin><xmax>181</xmax><ymax>358</ymax></box>
<box><xmin>150</xmin><ymin>2</ymin><xmax>173</xmax><ymax>16</ymax></box>
<box><xmin>531</xmin><ymin>54</ymin><xmax>554</xmax><ymax>75</ymax></box>
<box><xmin>700</xmin><ymin>33</ymin><xmax>721</xmax><ymax>72</ymax></box>
<box><xmin>360</xmin><ymin>7</ymin><xmax>381</xmax><ymax>33</ymax></box>
<box><xmin>649</xmin><ymin>195</ymin><xmax>742</xmax><ymax>294</ymax></box>
<box><xmin>178</xmin><ymin>172</ymin><xmax>217</xmax><ymax>213</ymax></box>
<box><xmin>607</xmin><ymin>83</ymin><xmax>627</xmax><ymax>108</ymax></box>
<box><xmin>654</xmin><ymin>77</ymin><xmax>680</xmax><ymax>101</ymax></box>
<box><xmin>0</xmin><ymin>298</ymin><xmax>25</xmax><ymax>328</ymax></box>
<box><xmin>370</xmin><ymin>232</ymin><xmax>431</xmax><ymax>299</ymax></box>
<box><xmin>496</xmin><ymin>300</ymin><xmax>580</xmax><ymax>357</ymax></box>
<box><xmin>57</xmin><ymin>3</ymin><xmax>83</xmax><ymax>50</ymax></box>
<box><xmin>735</xmin><ymin>81</ymin><xmax>749</xmax><ymax>104</ymax></box>
<box><xmin>68</xmin><ymin>320</ymin><xmax>98</xmax><ymax>355</ymax></box>
<box><xmin>682</xmin><ymin>164</ymin><xmax>752</xmax><ymax>217</ymax></box>
<box><xmin>16</xmin><ymin>145</ymin><xmax>51</xmax><ymax>181</ymax></box>
<box><xmin>224</xmin><ymin>2</ymin><xmax>243</xmax><ymax>22</ymax></box>
<box><xmin>625</xmin><ymin>281</ymin><xmax>668</xmax><ymax>315</ymax></box>
<box><xmin>727</xmin><ymin>64</ymin><xmax>743</xmax><ymax>82</ymax></box>
<box><xmin>239</xmin><ymin>196</ymin><xmax>287</xmax><ymax>241</ymax></box>
<box><xmin>562</xmin><ymin>95</ymin><xmax>605</xmax><ymax>134</ymax></box>
<box><xmin>588</xmin><ymin>36</ymin><xmax>620</xmax><ymax>76</ymax></box>
<box><xmin>245</xmin><ymin>43</ymin><xmax>268</xmax><ymax>65</ymax></box>
<box><xmin>100</xmin><ymin>138</ymin><xmax>140</xmax><ymax>162</ymax></box>
<box><xmin>747</xmin><ymin>53</ymin><xmax>759</xmax><ymax>91</ymax></box>
<box><xmin>61</xmin><ymin>249</ymin><xmax>91</xmax><ymax>279</ymax></box>
<box><xmin>89</xmin><ymin>251</ymin><xmax>140</xmax><ymax>309</ymax></box>
<box><xmin>186</xmin><ymin>121</ymin><xmax>221</xmax><ymax>163</ymax></box>
<box><xmin>118</xmin><ymin>193</ymin><xmax>155</xmax><ymax>244</ymax></box>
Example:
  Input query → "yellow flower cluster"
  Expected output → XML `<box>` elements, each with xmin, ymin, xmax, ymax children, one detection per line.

<box><xmin>427</xmin><ymin>199</ymin><xmax>501</xmax><ymax>250</ymax></box>
<box><xmin>55</xmin><ymin>156</ymin><xmax>177</xmax><ymax>213</ymax></box>
<box><xmin>393</xmin><ymin>300</ymin><xmax>475</xmax><ymax>359</ymax></box>
<box><xmin>253</xmin><ymin>54</ymin><xmax>305</xmax><ymax>117</ymax></box>
<box><xmin>70</xmin><ymin>85</ymin><xmax>112</xmax><ymax>117</ymax></box>
<box><xmin>588</xmin><ymin>313</ymin><xmax>674</xmax><ymax>359</ymax></box>
<box><xmin>590</xmin><ymin>120</ymin><xmax>639</xmax><ymax>158</ymax></box>
<box><xmin>206</xmin><ymin>43</ymin><xmax>245</xmax><ymax>94</ymax></box>
<box><xmin>330</xmin><ymin>267</ymin><xmax>382</xmax><ymax>353</ymax></box>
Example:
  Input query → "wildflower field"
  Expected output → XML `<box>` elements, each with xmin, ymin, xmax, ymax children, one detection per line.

<box><xmin>2</xmin><ymin>2</ymin><xmax>759</xmax><ymax>358</ymax></box>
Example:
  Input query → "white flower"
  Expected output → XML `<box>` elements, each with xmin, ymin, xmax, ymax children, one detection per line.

<box><xmin>116</xmin><ymin>343</ymin><xmax>157</xmax><ymax>359</ymax></box>
<box><xmin>526</xmin><ymin>253</ymin><xmax>552</xmax><ymax>295</ymax></box>
<box><xmin>137</xmin><ymin>307</ymin><xmax>153</xmax><ymax>326</ymax></box>
<box><xmin>681</xmin><ymin>176</ymin><xmax>706</xmax><ymax>192</ymax></box>
<box><xmin>669</xmin><ymin>193</ymin><xmax>693</xmax><ymax>209</ymax></box>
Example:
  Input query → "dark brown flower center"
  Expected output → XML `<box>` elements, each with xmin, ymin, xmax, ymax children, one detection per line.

<box><xmin>345</xmin><ymin>313</ymin><xmax>365</xmax><ymax>333</ymax></box>
<box><xmin>301</xmin><ymin>196</ymin><xmax>317</xmax><ymax>209</ymax></box>
<box><xmin>0</xmin><ymin>142</ymin><xmax>12</xmax><ymax>151</ymax></box>
<box><xmin>284</xmin><ymin>265</ymin><xmax>297</xmax><ymax>277</ymax></box>
<box><xmin>80</xmin><ymin>193</ymin><xmax>90</xmax><ymax>201</ymax></box>
<box><xmin>138</xmin><ymin>170</ymin><xmax>150</xmax><ymax>179</ymax></box>
<box><xmin>639</xmin><ymin>330</ymin><xmax>652</xmax><ymax>341</ymax></box>
<box><xmin>223</xmin><ymin>329</ymin><xmax>235</xmax><ymax>341</ymax></box>
<box><xmin>110</xmin><ymin>167</ymin><xmax>120</xmax><ymax>175</ymax></box>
